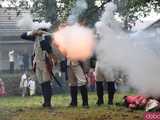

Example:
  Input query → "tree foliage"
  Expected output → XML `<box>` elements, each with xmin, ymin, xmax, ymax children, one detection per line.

<box><xmin>114</xmin><ymin>0</ymin><xmax>160</xmax><ymax>30</ymax></box>
<box><xmin>0</xmin><ymin>0</ymin><xmax>31</xmax><ymax>9</ymax></box>
<box><xmin>31</xmin><ymin>0</ymin><xmax>57</xmax><ymax>24</ymax></box>
<box><xmin>1</xmin><ymin>0</ymin><xmax>160</xmax><ymax>29</ymax></box>
<box><xmin>56</xmin><ymin>0</ymin><xmax>75</xmax><ymax>22</ymax></box>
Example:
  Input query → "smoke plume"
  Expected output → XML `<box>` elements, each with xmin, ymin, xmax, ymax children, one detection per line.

<box><xmin>52</xmin><ymin>0</ymin><xmax>95</xmax><ymax>61</ymax></box>
<box><xmin>67</xmin><ymin>0</ymin><xmax>88</xmax><ymax>24</ymax></box>
<box><xmin>96</xmin><ymin>2</ymin><xmax>160</xmax><ymax>97</ymax></box>
<box><xmin>17</xmin><ymin>13</ymin><xmax>51</xmax><ymax>30</ymax></box>
<box><xmin>16</xmin><ymin>13</ymin><xmax>33</xmax><ymax>29</ymax></box>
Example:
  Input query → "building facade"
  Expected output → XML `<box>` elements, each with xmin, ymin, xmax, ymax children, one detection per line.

<box><xmin>0</xmin><ymin>8</ymin><xmax>33</xmax><ymax>71</ymax></box>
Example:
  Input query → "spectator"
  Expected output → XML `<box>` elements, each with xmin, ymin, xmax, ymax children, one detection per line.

<box><xmin>28</xmin><ymin>76</ymin><xmax>36</xmax><ymax>96</ymax></box>
<box><xmin>0</xmin><ymin>78</ymin><xmax>6</xmax><ymax>96</ymax></box>
<box><xmin>8</xmin><ymin>49</ymin><xmax>15</xmax><ymax>73</ymax></box>
<box><xmin>20</xmin><ymin>72</ymin><xmax>28</xmax><ymax>97</ymax></box>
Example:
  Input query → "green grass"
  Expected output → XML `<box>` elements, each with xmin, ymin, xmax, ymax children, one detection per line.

<box><xmin>0</xmin><ymin>93</ymin><xmax>144</xmax><ymax>120</ymax></box>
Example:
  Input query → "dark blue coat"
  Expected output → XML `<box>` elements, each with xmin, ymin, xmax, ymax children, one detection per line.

<box><xmin>21</xmin><ymin>32</ymin><xmax>53</xmax><ymax>54</ymax></box>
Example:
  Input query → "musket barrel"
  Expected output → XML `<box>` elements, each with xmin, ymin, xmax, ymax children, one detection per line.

<box><xmin>43</xmin><ymin>31</ymin><xmax>53</xmax><ymax>36</ymax></box>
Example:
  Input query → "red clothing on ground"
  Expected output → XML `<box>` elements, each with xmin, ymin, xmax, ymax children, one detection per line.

<box><xmin>124</xmin><ymin>95</ymin><xmax>147</xmax><ymax>109</ymax></box>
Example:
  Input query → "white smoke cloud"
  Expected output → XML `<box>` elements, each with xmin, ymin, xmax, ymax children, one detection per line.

<box><xmin>17</xmin><ymin>13</ymin><xmax>51</xmax><ymax>30</ymax></box>
<box><xmin>67</xmin><ymin>0</ymin><xmax>88</xmax><ymax>24</ymax></box>
<box><xmin>16</xmin><ymin>13</ymin><xmax>33</xmax><ymax>29</ymax></box>
<box><xmin>96</xmin><ymin>2</ymin><xmax>160</xmax><ymax>97</ymax></box>
<box><xmin>53</xmin><ymin>23</ymin><xmax>95</xmax><ymax>61</ymax></box>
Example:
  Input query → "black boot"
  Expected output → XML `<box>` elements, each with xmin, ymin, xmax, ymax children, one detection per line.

<box><xmin>107</xmin><ymin>82</ymin><xmax>116</xmax><ymax>105</ymax></box>
<box><xmin>69</xmin><ymin>86</ymin><xmax>78</xmax><ymax>107</ymax></box>
<box><xmin>108</xmin><ymin>92</ymin><xmax>114</xmax><ymax>105</ymax></box>
<box><xmin>41</xmin><ymin>81</ymin><xmax>52</xmax><ymax>108</ymax></box>
<box><xmin>79</xmin><ymin>85</ymin><xmax>89</xmax><ymax>108</ymax></box>
<box><xmin>44</xmin><ymin>95</ymin><xmax>52</xmax><ymax>107</ymax></box>
<box><xmin>96</xmin><ymin>81</ymin><xmax>104</xmax><ymax>106</ymax></box>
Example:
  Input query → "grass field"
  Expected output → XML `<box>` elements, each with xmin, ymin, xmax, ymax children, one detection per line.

<box><xmin>0</xmin><ymin>93</ymin><xmax>144</xmax><ymax>120</ymax></box>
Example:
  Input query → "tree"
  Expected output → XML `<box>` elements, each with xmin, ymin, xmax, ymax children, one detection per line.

<box><xmin>114</xmin><ymin>0</ymin><xmax>160</xmax><ymax>30</ymax></box>
<box><xmin>56</xmin><ymin>0</ymin><xmax>75</xmax><ymax>22</ymax></box>
<box><xmin>31</xmin><ymin>0</ymin><xmax>57</xmax><ymax>25</ymax></box>
<box><xmin>0</xmin><ymin>0</ymin><xmax>31</xmax><ymax>9</ymax></box>
<box><xmin>0</xmin><ymin>0</ymin><xmax>76</xmax><ymax>27</ymax></box>
<box><xmin>2</xmin><ymin>0</ymin><xmax>160</xmax><ymax>29</ymax></box>
<box><xmin>78</xmin><ymin>0</ymin><xmax>108</xmax><ymax>27</ymax></box>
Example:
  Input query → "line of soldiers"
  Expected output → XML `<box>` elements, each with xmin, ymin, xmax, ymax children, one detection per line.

<box><xmin>21</xmin><ymin>26</ymin><xmax>116</xmax><ymax>108</ymax></box>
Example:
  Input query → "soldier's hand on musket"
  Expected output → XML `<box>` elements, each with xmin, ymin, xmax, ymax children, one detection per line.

<box><xmin>38</xmin><ymin>30</ymin><xmax>46</xmax><ymax>35</ymax></box>
<box><xmin>32</xmin><ymin>30</ymin><xmax>45</xmax><ymax>36</ymax></box>
<box><xmin>32</xmin><ymin>30</ymin><xmax>38</xmax><ymax>36</ymax></box>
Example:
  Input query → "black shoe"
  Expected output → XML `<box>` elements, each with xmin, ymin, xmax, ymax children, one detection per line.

<box><xmin>96</xmin><ymin>100</ymin><xmax>104</xmax><ymax>106</ymax></box>
<box><xmin>42</xmin><ymin>103</ymin><xmax>52</xmax><ymax>108</ymax></box>
<box><xmin>83</xmin><ymin>105</ymin><xmax>89</xmax><ymax>109</ymax></box>
<box><xmin>108</xmin><ymin>101</ymin><xmax>113</xmax><ymax>105</ymax></box>
<box><xmin>68</xmin><ymin>104</ymin><xmax>77</xmax><ymax>108</ymax></box>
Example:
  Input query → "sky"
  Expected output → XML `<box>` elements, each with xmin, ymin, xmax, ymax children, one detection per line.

<box><xmin>133</xmin><ymin>11</ymin><xmax>160</xmax><ymax>31</ymax></box>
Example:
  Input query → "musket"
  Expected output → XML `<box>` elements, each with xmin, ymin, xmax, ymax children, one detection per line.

<box><xmin>51</xmin><ymin>72</ymin><xmax>62</xmax><ymax>87</ymax></box>
<box><xmin>39</xmin><ymin>30</ymin><xmax>53</xmax><ymax>36</ymax></box>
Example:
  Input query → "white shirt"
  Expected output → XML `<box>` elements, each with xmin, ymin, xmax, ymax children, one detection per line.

<box><xmin>28</xmin><ymin>80</ymin><xmax>35</xmax><ymax>90</ymax></box>
<box><xmin>20</xmin><ymin>74</ymin><xmax>28</xmax><ymax>88</ymax></box>
<box><xmin>8</xmin><ymin>50</ymin><xmax>14</xmax><ymax>62</ymax></box>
